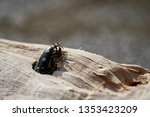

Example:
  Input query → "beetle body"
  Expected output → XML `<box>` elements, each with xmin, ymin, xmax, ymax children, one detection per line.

<box><xmin>32</xmin><ymin>43</ymin><xmax>65</xmax><ymax>75</ymax></box>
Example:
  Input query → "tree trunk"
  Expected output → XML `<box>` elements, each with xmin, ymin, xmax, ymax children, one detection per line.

<box><xmin>0</xmin><ymin>38</ymin><xmax>150</xmax><ymax>99</ymax></box>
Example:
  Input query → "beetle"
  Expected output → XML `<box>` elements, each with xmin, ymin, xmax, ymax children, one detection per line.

<box><xmin>32</xmin><ymin>42</ymin><xmax>66</xmax><ymax>75</ymax></box>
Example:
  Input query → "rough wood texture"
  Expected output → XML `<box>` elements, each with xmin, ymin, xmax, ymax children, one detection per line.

<box><xmin>0</xmin><ymin>38</ymin><xmax>150</xmax><ymax>99</ymax></box>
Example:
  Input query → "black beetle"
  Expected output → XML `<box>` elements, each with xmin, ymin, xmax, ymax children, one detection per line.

<box><xmin>32</xmin><ymin>42</ymin><xmax>66</xmax><ymax>75</ymax></box>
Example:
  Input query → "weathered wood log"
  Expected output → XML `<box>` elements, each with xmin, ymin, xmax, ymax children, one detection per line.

<box><xmin>0</xmin><ymin>38</ymin><xmax>150</xmax><ymax>99</ymax></box>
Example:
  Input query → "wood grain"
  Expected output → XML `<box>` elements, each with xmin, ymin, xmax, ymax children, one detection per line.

<box><xmin>0</xmin><ymin>38</ymin><xmax>150</xmax><ymax>99</ymax></box>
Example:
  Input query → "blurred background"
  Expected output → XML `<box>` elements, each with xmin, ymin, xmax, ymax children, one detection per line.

<box><xmin>0</xmin><ymin>0</ymin><xmax>149</xmax><ymax>68</ymax></box>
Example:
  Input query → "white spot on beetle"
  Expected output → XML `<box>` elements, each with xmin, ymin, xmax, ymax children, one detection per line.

<box><xmin>42</xmin><ymin>57</ymin><xmax>46</xmax><ymax>61</ymax></box>
<box><xmin>41</xmin><ymin>67</ymin><xmax>44</xmax><ymax>69</ymax></box>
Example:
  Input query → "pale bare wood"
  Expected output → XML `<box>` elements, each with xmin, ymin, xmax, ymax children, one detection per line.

<box><xmin>0</xmin><ymin>38</ymin><xmax>150</xmax><ymax>99</ymax></box>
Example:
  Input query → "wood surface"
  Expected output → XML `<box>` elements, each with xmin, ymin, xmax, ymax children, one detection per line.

<box><xmin>0</xmin><ymin>38</ymin><xmax>150</xmax><ymax>99</ymax></box>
